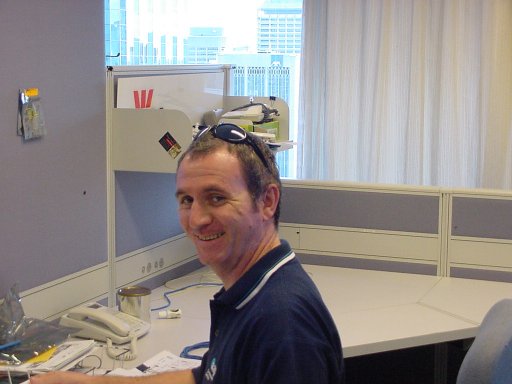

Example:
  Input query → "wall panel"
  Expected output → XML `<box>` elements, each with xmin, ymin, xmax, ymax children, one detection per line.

<box><xmin>0</xmin><ymin>0</ymin><xmax>106</xmax><ymax>297</ymax></box>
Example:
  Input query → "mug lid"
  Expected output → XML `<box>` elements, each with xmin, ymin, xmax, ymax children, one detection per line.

<box><xmin>117</xmin><ymin>285</ymin><xmax>151</xmax><ymax>297</ymax></box>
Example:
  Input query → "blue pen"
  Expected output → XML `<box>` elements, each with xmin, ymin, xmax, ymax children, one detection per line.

<box><xmin>0</xmin><ymin>340</ymin><xmax>21</xmax><ymax>351</ymax></box>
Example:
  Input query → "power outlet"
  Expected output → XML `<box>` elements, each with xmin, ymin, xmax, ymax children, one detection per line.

<box><xmin>140</xmin><ymin>257</ymin><xmax>166</xmax><ymax>276</ymax></box>
<box><xmin>116</xmin><ymin>235</ymin><xmax>196</xmax><ymax>287</ymax></box>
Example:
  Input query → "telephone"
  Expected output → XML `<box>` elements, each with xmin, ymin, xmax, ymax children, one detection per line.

<box><xmin>59</xmin><ymin>302</ymin><xmax>151</xmax><ymax>345</ymax></box>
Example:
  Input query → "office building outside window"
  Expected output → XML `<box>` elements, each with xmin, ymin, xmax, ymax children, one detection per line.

<box><xmin>104</xmin><ymin>0</ymin><xmax>302</xmax><ymax>178</ymax></box>
<box><xmin>257</xmin><ymin>1</ymin><xmax>302</xmax><ymax>54</ymax></box>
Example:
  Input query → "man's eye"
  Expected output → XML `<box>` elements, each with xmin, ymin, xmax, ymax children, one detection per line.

<box><xmin>179</xmin><ymin>196</ymin><xmax>193</xmax><ymax>207</ymax></box>
<box><xmin>211</xmin><ymin>195</ymin><xmax>226</xmax><ymax>205</ymax></box>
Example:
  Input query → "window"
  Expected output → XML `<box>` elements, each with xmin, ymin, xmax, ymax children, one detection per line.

<box><xmin>104</xmin><ymin>0</ymin><xmax>302</xmax><ymax>178</ymax></box>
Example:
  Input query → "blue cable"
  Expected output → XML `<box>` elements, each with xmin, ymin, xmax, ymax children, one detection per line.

<box><xmin>180</xmin><ymin>341</ymin><xmax>210</xmax><ymax>360</ymax></box>
<box><xmin>150</xmin><ymin>282</ymin><xmax>221</xmax><ymax>360</ymax></box>
<box><xmin>0</xmin><ymin>340</ymin><xmax>21</xmax><ymax>351</ymax></box>
<box><xmin>151</xmin><ymin>282</ymin><xmax>222</xmax><ymax>312</ymax></box>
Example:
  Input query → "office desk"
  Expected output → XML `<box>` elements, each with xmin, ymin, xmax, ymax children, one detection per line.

<box><xmin>308</xmin><ymin>266</ymin><xmax>489</xmax><ymax>358</ymax></box>
<box><xmin>109</xmin><ymin>265</ymin><xmax>512</xmax><ymax>369</ymax></box>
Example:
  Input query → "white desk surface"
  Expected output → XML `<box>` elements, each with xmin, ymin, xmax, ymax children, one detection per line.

<box><xmin>116</xmin><ymin>265</ymin><xmax>512</xmax><ymax>367</ymax></box>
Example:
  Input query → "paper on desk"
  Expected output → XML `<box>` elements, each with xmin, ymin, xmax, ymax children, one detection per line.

<box><xmin>0</xmin><ymin>339</ymin><xmax>96</xmax><ymax>374</ymax></box>
<box><xmin>107</xmin><ymin>350</ymin><xmax>200</xmax><ymax>376</ymax></box>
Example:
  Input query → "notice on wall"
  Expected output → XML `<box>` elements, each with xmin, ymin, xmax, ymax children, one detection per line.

<box><xmin>116</xmin><ymin>72</ymin><xmax>225</xmax><ymax>125</ymax></box>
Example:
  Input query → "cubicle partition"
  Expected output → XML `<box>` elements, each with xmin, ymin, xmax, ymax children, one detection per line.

<box><xmin>448</xmin><ymin>191</ymin><xmax>512</xmax><ymax>282</ymax></box>
<box><xmin>280</xmin><ymin>180</ymin><xmax>443</xmax><ymax>275</ymax></box>
<box><xmin>280</xmin><ymin>180</ymin><xmax>512</xmax><ymax>282</ymax></box>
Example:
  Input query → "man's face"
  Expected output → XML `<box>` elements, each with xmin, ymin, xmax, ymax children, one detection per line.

<box><xmin>175</xmin><ymin>148</ymin><xmax>267</xmax><ymax>272</ymax></box>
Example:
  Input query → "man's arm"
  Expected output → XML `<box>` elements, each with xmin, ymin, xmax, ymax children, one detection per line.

<box><xmin>30</xmin><ymin>369</ymin><xmax>195</xmax><ymax>384</ymax></box>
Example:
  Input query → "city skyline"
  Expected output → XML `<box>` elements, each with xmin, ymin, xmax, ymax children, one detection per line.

<box><xmin>105</xmin><ymin>0</ymin><xmax>302</xmax><ymax>64</ymax></box>
<box><xmin>104</xmin><ymin>0</ymin><xmax>301</xmax><ymax>177</ymax></box>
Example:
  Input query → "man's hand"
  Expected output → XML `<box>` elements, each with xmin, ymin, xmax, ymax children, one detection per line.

<box><xmin>31</xmin><ymin>371</ymin><xmax>95</xmax><ymax>384</ymax></box>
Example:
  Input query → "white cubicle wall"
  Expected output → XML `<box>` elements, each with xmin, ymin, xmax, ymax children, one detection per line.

<box><xmin>280</xmin><ymin>180</ymin><xmax>512</xmax><ymax>281</ymax></box>
<box><xmin>280</xmin><ymin>180</ymin><xmax>444</xmax><ymax>276</ymax></box>
<box><xmin>447</xmin><ymin>190</ymin><xmax>512</xmax><ymax>281</ymax></box>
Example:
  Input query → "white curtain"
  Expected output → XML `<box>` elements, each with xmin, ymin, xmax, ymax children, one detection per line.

<box><xmin>298</xmin><ymin>0</ymin><xmax>512</xmax><ymax>189</ymax></box>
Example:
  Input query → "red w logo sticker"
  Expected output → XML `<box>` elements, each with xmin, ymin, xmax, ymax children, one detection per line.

<box><xmin>133</xmin><ymin>89</ymin><xmax>154</xmax><ymax>108</ymax></box>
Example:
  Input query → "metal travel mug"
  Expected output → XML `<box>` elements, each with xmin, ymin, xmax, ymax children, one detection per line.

<box><xmin>117</xmin><ymin>285</ymin><xmax>151</xmax><ymax>322</ymax></box>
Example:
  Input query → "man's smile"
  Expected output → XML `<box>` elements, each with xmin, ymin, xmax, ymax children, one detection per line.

<box><xmin>195</xmin><ymin>232</ymin><xmax>225</xmax><ymax>241</ymax></box>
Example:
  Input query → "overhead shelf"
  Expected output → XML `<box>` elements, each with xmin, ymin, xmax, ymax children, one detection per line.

<box><xmin>112</xmin><ymin>108</ymin><xmax>192</xmax><ymax>173</ymax></box>
<box><xmin>111</xmin><ymin>97</ymin><xmax>289</xmax><ymax>174</ymax></box>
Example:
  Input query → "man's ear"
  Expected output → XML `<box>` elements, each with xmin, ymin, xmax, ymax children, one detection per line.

<box><xmin>261</xmin><ymin>183</ymin><xmax>280</xmax><ymax>220</ymax></box>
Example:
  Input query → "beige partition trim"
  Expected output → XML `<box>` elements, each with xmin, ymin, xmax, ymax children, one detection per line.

<box><xmin>449</xmin><ymin>237</ymin><xmax>512</xmax><ymax>270</ymax></box>
<box><xmin>21</xmin><ymin>264</ymin><xmax>109</xmax><ymax>321</ymax></box>
<box><xmin>281</xmin><ymin>224</ymin><xmax>440</xmax><ymax>263</ymax></box>
<box><xmin>19</xmin><ymin>235</ymin><xmax>197</xmax><ymax>321</ymax></box>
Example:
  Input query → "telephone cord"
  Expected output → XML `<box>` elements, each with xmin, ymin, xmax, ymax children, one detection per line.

<box><xmin>106</xmin><ymin>332</ymin><xmax>138</xmax><ymax>361</ymax></box>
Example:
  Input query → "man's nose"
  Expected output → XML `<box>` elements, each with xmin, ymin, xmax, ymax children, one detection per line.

<box><xmin>188</xmin><ymin>202</ymin><xmax>212</xmax><ymax>228</ymax></box>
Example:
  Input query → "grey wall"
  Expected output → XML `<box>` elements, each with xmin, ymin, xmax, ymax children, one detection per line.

<box><xmin>452</xmin><ymin>197</ymin><xmax>512</xmax><ymax>240</ymax></box>
<box><xmin>115</xmin><ymin>172</ymin><xmax>184</xmax><ymax>256</ymax></box>
<box><xmin>281</xmin><ymin>187</ymin><xmax>439</xmax><ymax>234</ymax></box>
<box><xmin>0</xmin><ymin>1</ymin><xmax>106</xmax><ymax>297</ymax></box>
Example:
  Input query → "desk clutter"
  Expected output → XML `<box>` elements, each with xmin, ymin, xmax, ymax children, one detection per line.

<box><xmin>1</xmin><ymin>340</ymin><xmax>96</xmax><ymax>376</ymax></box>
<box><xmin>0</xmin><ymin>284</ymin><xmax>151</xmax><ymax>381</ymax></box>
<box><xmin>0</xmin><ymin>285</ymin><xmax>96</xmax><ymax>381</ymax></box>
<box><xmin>0</xmin><ymin>285</ymin><xmax>77</xmax><ymax>369</ymax></box>
<box><xmin>0</xmin><ymin>343</ymin><xmax>199</xmax><ymax>384</ymax></box>
<box><xmin>202</xmin><ymin>100</ymin><xmax>279</xmax><ymax>141</ymax></box>
<box><xmin>0</xmin><ymin>279</ymin><xmax>220</xmax><ymax>382</ymax></box>
<box><xmin>105</xmin><ymin>350</ymin><xmax>200</xmax><ymax>377</ymax></box>
<box><xmin>200</xmin><ymin>99</ymin><xmax>295</xmax><ymax>153</ymax></box>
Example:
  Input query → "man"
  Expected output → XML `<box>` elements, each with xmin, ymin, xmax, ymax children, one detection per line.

<box><xmin>32</xmin><ymin>123</ymin><xmax>345</xmax><ymax>384</ymax></box>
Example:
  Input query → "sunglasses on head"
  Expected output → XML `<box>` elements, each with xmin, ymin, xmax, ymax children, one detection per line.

<box><xmin>195</xmin><ymin>123</ymin><xmax>271</xmax><ymax>171</ymax></box>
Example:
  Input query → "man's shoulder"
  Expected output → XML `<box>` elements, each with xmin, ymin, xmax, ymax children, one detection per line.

<box><xmin>251</xmin><ymin>262</ymin><xmax>325</xmax><ymax>317</ymax></box>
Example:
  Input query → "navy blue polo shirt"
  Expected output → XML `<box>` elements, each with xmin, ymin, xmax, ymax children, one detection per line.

<box><xmin>192</xmin><ymin>240</ymin><xmax>345</xmax><ymax>384</ymax></box>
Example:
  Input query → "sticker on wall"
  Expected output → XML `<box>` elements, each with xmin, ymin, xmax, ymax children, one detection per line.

<box><xmin>133</xmin><ymin>89</ymin><xmax>153</xmax><ymax>108</ymax></box>
<box><xmin>18</xmin><ymin>88</ymin><xmax>47</xmax><ymax>140</ymax></box>
<box><xmin>158</xmin><ymin>131</ymin><xmax>182</xmax><ymax>159</ymax></box>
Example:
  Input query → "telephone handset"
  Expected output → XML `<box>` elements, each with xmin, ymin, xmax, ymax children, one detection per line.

<box><xmin>59</xmin><ymin>302</ymin><xmax>151</xmax><ymax>345</ymax></box>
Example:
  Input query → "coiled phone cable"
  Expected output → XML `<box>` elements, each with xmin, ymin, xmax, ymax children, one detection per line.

<box><xmin>106</xmin><ymin>332</ymin><xmax>137</xmax><ymax>361</ymax></box>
